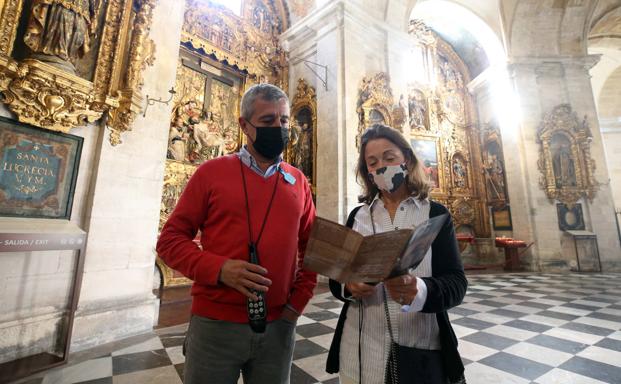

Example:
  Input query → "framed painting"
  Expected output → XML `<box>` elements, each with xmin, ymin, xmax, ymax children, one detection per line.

<box><xmin>0</xmin><ymin>117</ymin><xmax>83</xmax><ymax>219</ymax></box>
<box><xmin>411</xmin><ymin>138</ymin><xmax>439</xmax><ymax>188</ymax></box>
<box><xmin>492</xmin><ymin>206</ymin><xmax>513</xmax><ymax>231</ymax></box>
<box><xmin>557</xmin><ymin>203</ymin><xmax>585</xmax><ymax>231</ymax></box>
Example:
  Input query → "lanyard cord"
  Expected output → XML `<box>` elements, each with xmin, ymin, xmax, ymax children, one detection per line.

<box><xmin>239</xmin><ymin>159</ymin><xmax>280</xmax><ymax>253</ymax></box>
<box><xmin>357</xmin><ymin>206</ymin><xmax>378</xmax><ymax>384</ymax></box>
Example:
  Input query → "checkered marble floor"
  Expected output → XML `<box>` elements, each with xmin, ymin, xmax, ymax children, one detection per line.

<box><xmin>14</xmin><ymin>273</ymin><xmax>621</xmax><ymax>384</ymax></box>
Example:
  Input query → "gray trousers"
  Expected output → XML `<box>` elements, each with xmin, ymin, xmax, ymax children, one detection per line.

<box><xmin>183</xmin><ymin>315</ymin><xmax>297</xmax><ymax>384</ymax></box>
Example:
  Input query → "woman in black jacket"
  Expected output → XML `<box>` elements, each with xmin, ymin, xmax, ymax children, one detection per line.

<box><xmin>326</xmin><ymin>124</ymin><xmax>467</xmax><ymax>384</ymax></box>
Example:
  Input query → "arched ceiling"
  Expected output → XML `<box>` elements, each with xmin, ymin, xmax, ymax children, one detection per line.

<box><xmin>505</xmin><ymin>0</ymin><xmax>598</xmax><ymax>57</ymax></box>
<box><xmin>587</xmin><ymin>1</ymin><xmax>621</xmax><ymax>110</ymax></box>
<box><xmin>408</xmin><ymin>0</ymin><xmax>505</xmax><ymax>79</ymax></box>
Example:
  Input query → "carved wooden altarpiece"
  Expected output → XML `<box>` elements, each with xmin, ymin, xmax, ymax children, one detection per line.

<box><xmin>286</xmin><ymin>78</ymin><xmax>317</xmax><ymax>196</ymax></box>
<box><xmin>0</xmin><ymin>0</ymin><xmax>158</xmax><ymax>145</ymax></box>
<box><xmin>537</xmin><ymin>104</ymin><xmax>598</xmax><ymax>207</ymax></box>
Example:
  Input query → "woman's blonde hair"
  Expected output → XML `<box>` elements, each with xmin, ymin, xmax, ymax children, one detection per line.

<box><xmin>357</xmin><ymin>124</ymin><xmax>430</xmax><ymax>204</ymax></box>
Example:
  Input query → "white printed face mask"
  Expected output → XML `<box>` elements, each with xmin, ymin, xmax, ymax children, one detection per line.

<box><xmin>368</xmin><ymin>163</ymin><xmax>408</xmax><ymax>193</ymax></box>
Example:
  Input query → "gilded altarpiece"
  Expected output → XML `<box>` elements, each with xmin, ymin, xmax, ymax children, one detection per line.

<box><xmin>356</xmin><ymin>72</ymin><xmax>401</xmax><ymax>148</ymax></box>
<box><xmin>481</xmin><ymin>120</ymin><xmax>509</xmax><ymax>208</ymax></box>
<box><xmin>537</xmin><ymin>104</ymin><xmax>598</xmax><ymax>208</ymax></box>
<box><xmin>157</xmin><ymin>0</ymin><xmax>289</xmax><ymax>287</ymax></box>
<box><xmin>405</xmin><ymin>21</ymin><xmax>490</xmax><ymax>237</ymax></box>
<box><xmin>285</xmin><ymin>78</ymin><xmax>317</xmax><ymax>196</ymax></box>
<box><xmin>0</xmin><ymin>0</ymin><xmax>158</xmax><ymax>145</ymax></box>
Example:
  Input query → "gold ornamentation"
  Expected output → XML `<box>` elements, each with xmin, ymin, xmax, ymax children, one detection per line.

<box><xmin>482</xmin><ymin>120</ymin><xmax>508</xmax><ymax>207</ymax></box>
<box><xmin>106</xmin><ymin>0</ymin><xmax>157</xmax><ymax>146</ymax></box>
<box><xmin>286</xmin><ymin>78</ymin><xmax>317</xmax><ymax>193</ymax></box>
<box><xmin>0</xmin><ymin>0</ymin><xmax>158</xmax><ymax>143</ymax></box>
<box><xmin>409</xmin><ymin>19</ymin><xmax>436</xmax><ymax>46</ymax></box>
<box><xmin>181</xmin><ymin>0</ymin><xmax>286</xmax><ymax>84</ymax></box>
<box><xmin>537</xmin><ymin>104</ymin><xmax>598</xmax><ymax>207</ymax></box>
<box><xmin>2</xmin><ymin>60</ymin><xmax>101</xmax><ymax>132</ymax></box>
<box><xmin>451</xmin><ymin>198</ymin><xmax>475</xmax><ymax>226</ymax></box>
<box><xmin>157</xmin><ymin>159</ymin><xmax>197</xmax><ymax>287</ymax></box>
<box><xmin>356</xmin><ymin>73</ymin><xmax>396</xmax><ymax>147</ymax></box>
<box><xmin>405</xmin><ymin>22</ymin><xmax>490</xmax><ymax>237</ymax></box>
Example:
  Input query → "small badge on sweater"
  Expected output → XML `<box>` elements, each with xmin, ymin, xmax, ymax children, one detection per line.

<box><xmin>279</xmin><ymin>168</ymin><xmax>296</xmax><ymax>185</ymax></box>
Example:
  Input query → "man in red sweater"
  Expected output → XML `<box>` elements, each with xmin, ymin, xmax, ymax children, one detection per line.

<box><xmin>157</xmin><ymin>83</ymin><xmax>317</xmax><ymax>384</ymax></box>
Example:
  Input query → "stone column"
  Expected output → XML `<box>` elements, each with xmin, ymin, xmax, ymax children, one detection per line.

<box><xmin>282</xmin><ymin>1</ymin><xmax>399</xmax><ymax>223</ymax></box>
<box><xmin>70</xmin><ymin>0</ymin><xmax>186</xmax><ymax>350</ymax></box>
<box><xmin>507</xmin><ymin>56</ymin><xmax>621</xmax><ymax>271</ymax></box>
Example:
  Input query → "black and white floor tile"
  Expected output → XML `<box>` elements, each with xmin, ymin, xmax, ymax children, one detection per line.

<box><xmin>14</xmin><ymin>273</ymin><xmax>621</xmax><ymax>384</ymax></box>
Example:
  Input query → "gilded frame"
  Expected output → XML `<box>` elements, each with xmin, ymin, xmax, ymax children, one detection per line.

<box><xmin>410</xmin><ymin>135</ymin><xmax>443</xmax><ymax>192</ymax></box>
<box><xmin>0</xmin><ymin>116</ymin><xmax>83</xmax><ymax>219</ymax></box>
<box><xmin>287</xmin><ymin>78</ymin><xmax>317</xmax><ymax>195</ymax></box>
<box><xmin>537</xmin><ymin>104</ymin><xmax>598</xmax><ymax>207</ymax></box>
<box><xmin>356</xmin><ymin>72</ymin><xmax>396</xmax><ymax>147</ymax></box>
<box><xmin>0</xmin><ymin>0</ymin><xmax>158</xmax><ymax>145</ymax></box>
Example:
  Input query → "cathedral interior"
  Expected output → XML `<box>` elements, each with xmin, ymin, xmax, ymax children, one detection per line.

<box><xmin>0</xmin><ymin>0</ymin><xmax>621</xmax><ymax>383</ymax></box>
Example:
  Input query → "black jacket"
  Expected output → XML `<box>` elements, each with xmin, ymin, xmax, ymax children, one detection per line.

<box><xmin>325</xmin><ymin>201</ymin><xmax>467</xmax><ymax>383</ymax></box>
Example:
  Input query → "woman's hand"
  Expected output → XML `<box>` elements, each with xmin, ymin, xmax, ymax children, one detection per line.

<box><xmin>384</xmin><ymin>274</ymin><xmax>418</xmax><ymax>305</ymax></box>
<box><xmin>345</xmin><ymin>282</ymin><xmax>376</xmax><ymax>299</ymax></box>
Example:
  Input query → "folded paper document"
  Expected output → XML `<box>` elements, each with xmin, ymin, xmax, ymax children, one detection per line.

<box><xmin>303</xmin><ymin>213</ymin><xmax>447</xmax><ymax>283</ymax></box>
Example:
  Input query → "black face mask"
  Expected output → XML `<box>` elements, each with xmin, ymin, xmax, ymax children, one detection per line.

<box><xmin>247</xmin><ymin>120</ymin><xmax>289</xmax><ymax>160</ymax></box>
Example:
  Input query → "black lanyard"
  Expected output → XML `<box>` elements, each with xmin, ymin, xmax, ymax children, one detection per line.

<box><xmin>239</xmin><ymin>158</ymin><xmax>280</xmax><ymax>262</ymax></box>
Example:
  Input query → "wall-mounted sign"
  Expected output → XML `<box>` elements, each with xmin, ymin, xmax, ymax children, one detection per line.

<box><xmin>0</xmin><ymin>117</ymin><xmax>83</xmax><ymax>219</ymax></box>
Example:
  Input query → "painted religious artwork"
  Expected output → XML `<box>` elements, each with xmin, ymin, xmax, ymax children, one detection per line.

<box><xmin>537</xmin><ymin>104</ymin><xmax>597</xmax><ymax>207</ymax></box>
<box><xmin>550</xmin><ymin>133</ymin><xmax>577</xmax><ymax>188</ymax></box>
<box><xmin>356</xmin><ymin>73</ymin><xmax>395</xmax><ymax>147</ymax></box>
<box><xmin>252</xmin><ymin>2</ymin><xmax>274</xmax><ymax>34</ymax></box>
<box><xmin>0</xmin><ymin>117</ymin><xmax>83</xmax><ymax>219</ymax></box>
<box><xmin>411</xmin><ymin>138</ymin><xmax>439</xmax><ymax>188</ymax></box>
<box><xmin>408</xmin><ymin>89</ymin><xmax>428</xmax><ymax>130</ymax></box>
<box><xmin>160</xmin><ymin>161</ymin><xmax>197</xmax><ymax>230</ymax></box>
<box><xmin>438</xmin><ymin>55</ymin><xmax>464</xmax><ymax>91</ymax></box>
<box><xmin>483</xmin><ymin>140</ymin><xmax>507</xmax><ymax>201</ymax></box>
<box><xmin>557</xmin><ymin>203</ymin><xmax>585</xmax><ymax>231</ymax></box>
<box><xmin>168</xmin><ymin>57</ymin><xmax>241</xmax><ymax>165</ymax></box>
<box><xmin>207</xmin><ymin>78</ymin><xmax>240</xmax><ymax>155</ymax></box>
<box><xmin>290</xmin><ymin>108</ymin><xmax>314</xmax><ymax>183</ymax></box>
<box><xmin>452</xmin><ymin>154</ymin><xmax>468</xmax><ymax>189</ymax></box>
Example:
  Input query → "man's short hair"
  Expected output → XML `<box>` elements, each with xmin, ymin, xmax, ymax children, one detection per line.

<box><xmin>240</xmin><ymin>84</ymin><xmax>289</xmax><ymax>120</ymax></box>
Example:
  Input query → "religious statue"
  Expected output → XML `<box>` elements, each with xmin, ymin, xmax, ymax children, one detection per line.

<box><xmin>552</xmin><ymin>141</ymin><xmax>577</xmax><ymax>188</ymax></box>
<box><xmin>408</xmin><ymin>91</ymin><xmax>427</xmax><ymax>129</ymax></box>
<box><xmin>452</xmin><ymin>157</ymin><xmax>467</xmax><ymax>188</ymax></box>
<box><xmin>422</xmin><ymin>159</ymin><xmax>438</xmax><ymax>188</ymax></box>
<box><xmin>484</xmin><ymin>153</ymin><xmax>506</xmax><ymax>200</ymax></box>
<box><xmin>23</xmin><ymin>0</ymin><xmax>100</xmax><ymax>73</ymax></box>
<box><xmin>191</xmin><ymin>112</ymin><xmax>224</xmax><ymax>163</ymax></box>
<box><xmin>294</xmin><ymin>122</ymin><xmax>313</xmax><ymax>181</ymax></box>
<box><xmin>439</xmin><ymin>58</ymin><xmax>463</xmax><ymax>90</ymax></box>
<box><xmin>167</xmin><ymin>117</ymin><xmax>189</xmax><ymax>162</ymax></box>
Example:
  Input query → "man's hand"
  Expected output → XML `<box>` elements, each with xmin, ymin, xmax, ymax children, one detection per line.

<box><xmin>345</xmin><ymin>282</ymin><xmax>376</xmax><ymax>299</ymax></box>
<box><xmin>218</xmin><ymin>259</ymin><xmax>272</xmax><ymax>300</ymax></box>
<box><xmin>384</xmin><ymin>274</ymin><xmax>418</xmax><ymax>305</ymax></box>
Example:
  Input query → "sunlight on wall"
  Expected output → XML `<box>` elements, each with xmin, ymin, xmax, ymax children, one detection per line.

<box><xmin>411</xmin><ymin>0</ymin><xmax>521</xmax><ymax>143</ymax></box>
<box><xmin>211</xmin><ymin>0</ymin><xmax>242</xmax><ymax>16</ymax></box>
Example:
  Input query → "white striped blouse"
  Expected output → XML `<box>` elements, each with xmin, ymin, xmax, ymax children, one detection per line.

<box><xmin>339</xmin><ymin>196</ymin><xmax>441</xmax><ymax>384</ymax></box>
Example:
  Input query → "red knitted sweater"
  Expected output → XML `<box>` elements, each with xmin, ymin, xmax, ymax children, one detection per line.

<box><xmin>156</xmin><ymin>155</ymin><xmax>317</xmax><ymax>322</ymax></box>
